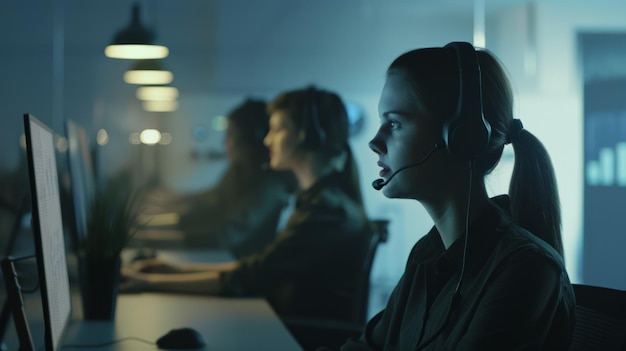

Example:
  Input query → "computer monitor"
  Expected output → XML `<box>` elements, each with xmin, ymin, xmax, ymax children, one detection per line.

<box><xmin>65</xmin><ymin>119</ymin><xmax>96</xmax><ymax>245</ymax></box>
<box><xmin>23</xmin><ymin>114</ymin><xmax>72</xmax><ymax>351</ymax></box>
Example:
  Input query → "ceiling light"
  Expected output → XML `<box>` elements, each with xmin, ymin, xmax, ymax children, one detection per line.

<box><xmin>140</xmin><ymin>129</ymin><xmax>161</xmax><ymax>145</ymax></box>
<box><xmin>96</xmin><ymin>129</ymin><xmax>109</xmax><ymax>146</ymax></box>
<box><xmin>136</xmin><ymin>86</ymin><xmax>179</xmax><ymax>101</ymax></box>
<box><xmin>142</xmin><ymin>100</ymin><xmax>179</xmax><ymax>112</ymax></box>
<box><xmin>124</xmin><ymin>59</ymin><xmax>173</xmax><ymax>85</ymax></box>
<box><xmin>159</xmin><ymin>133</ymin><xmax>173</xmax><ymax>145</ymax></box>
<box><xmin>129</xmin><ymin>132</ymin><xmax>141</xmax><ymax>145</ymax></box>
<box><xmin>105</xmin><ymin>4</ymin><xmax>169</xmax><ymax>60</ymax></box>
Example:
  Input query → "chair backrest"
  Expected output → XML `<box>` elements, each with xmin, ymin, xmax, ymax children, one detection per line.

<box><xmin>351</xmin><ymin>219</ymin><xmax>389</xmax><ymax>326</ymax></box>
<box><xmin>283</xmin><ymin>220</ymin><xmax>390</xmax><ymax>350</ymax></box>
<box><xmin>570</xmin><ymin>283</ymin><xmax>626</xmax><ymax>351</ymax></box>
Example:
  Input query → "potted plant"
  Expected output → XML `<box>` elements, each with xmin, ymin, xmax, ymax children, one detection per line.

<box><xmin>78</xmin><ymin>178</ymin><xmax>144</xmax><ymax>320</ymax></box>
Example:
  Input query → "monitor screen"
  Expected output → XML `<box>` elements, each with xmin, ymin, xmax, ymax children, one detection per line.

<box><xmin>23</xmin><ymin>114</ymin><xmax>72</xmax><ymax>351</ymax></box>
<box><xmin>65</xmin><ymin>119</ymin><xmax>96</xmax><ymax>244</ymax></box>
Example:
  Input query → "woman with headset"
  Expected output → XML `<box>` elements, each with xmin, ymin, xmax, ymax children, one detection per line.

<box><xmin>331</xmin><ymin>42</ymin><xmax>575</xmax><ymax>350</ymax></box>
<box><xmin>123</xmin><ymin>87</ymin><xmax>372</xmax><ymax>325</ymax></box>
<box><xmin>176</xmin><ymin>99</ymin><xmax>296</xmax><ymax>258</ymax></box>
<box><xmin>138</xmin><ymin>99</ymin><xmax>295</xmax><ymax>259</ymax></box>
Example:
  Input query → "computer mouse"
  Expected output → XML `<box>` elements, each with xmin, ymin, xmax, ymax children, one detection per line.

<box><xmin>156</xmin><ymin>327</ymin><xmax>207</xmax><ymax>349</ymax></box>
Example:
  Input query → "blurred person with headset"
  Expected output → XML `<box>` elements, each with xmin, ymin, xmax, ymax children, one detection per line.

<box><xmin>175</xmin><ymin>99</ymin><xmax>297</xmax><ymax>258</ymax></box>
<box><xmin>123</xmin><ymin>86</ymin><xmax>373</xmax><ymax>324</ymax></box>
<box><xmin>326</xmin><ymin>42</ymin><xmax>575</xmax><ymax>350</ymax></box>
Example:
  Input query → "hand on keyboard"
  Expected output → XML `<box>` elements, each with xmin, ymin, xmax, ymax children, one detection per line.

<box><xmin>119</xmin><ymin>267</ymin><xmax>151</xmax><ymax>294</ymax></box>
<box><xmin>132</xmin><ymin>258</ymin><xmax>184</xmax><ymax>274</ymax></box>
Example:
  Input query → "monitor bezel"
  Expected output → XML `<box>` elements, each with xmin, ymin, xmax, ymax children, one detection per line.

<box><xmin>23</xmin><ymin>113</ymin><xmax>72</xmax><ymax>351</ymax></box>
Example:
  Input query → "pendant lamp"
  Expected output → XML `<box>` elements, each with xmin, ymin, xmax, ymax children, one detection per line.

<box><xmin>136</xmin><ymin>85</ymin><xmax>179</xmax><ymax>112</ymax></box>
<box><xmin>142</xmin><ymin>100</ymin><xmax>179</xmax><ymax>112</ymax></box>
<box><xmin>136</xmin><ymin>86</ymin><xmax>179</xmax><ymax>101</ymax></box>
<box><xmin>124</xmin><ymin>59</ymin><xmax>173</xmax><ymax>85</ymax></box>
<box><xmin>105</xmin><ymin>4</ymin><xmax>169</xmax><ymax>60</ymax></box>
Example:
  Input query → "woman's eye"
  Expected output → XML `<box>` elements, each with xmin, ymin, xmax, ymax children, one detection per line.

<box><xmin>378</xmin><ymin>118</ymin><xmax>400</xmax><ymax>132</ymax></box>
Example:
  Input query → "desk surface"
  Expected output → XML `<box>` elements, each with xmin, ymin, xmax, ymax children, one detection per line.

<box><xmin>120</xmin><ymin>248</ymin><xmax>236</xmax><ymax>266</ymax></box>
<box><xmin>3</xmin><ymin>249</ymin><xmax>302</xmax><ymax>351</ymax></box>
<box><xmin>4</xmin><ymin>293</ymin><xmax>302</xmax><ymax>350</ymax></box>
<box><xmin>63</xmin><ymin>293</ymin><xmax>303</xmax><ymax>351</ymax></box>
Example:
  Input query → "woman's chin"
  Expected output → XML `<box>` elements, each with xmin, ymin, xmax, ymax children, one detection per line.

<box><xmin>382</xmin><ymin>185</ymin><xmax>412</xmax><ymax>200</ymax></box>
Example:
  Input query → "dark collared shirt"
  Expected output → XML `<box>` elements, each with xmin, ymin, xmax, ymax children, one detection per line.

<box><xmin>219</xmin><ymin>171</ymin><xmax>371</xmax><ymax>322</ymax></box>
<box><xmin>179</xmin><ymin>168</ymin><xmax>294</xmax><ymax>258</ymax></box>
<box><xmin>337</xmin><ymin>196</ymin><xmax>575</xmax><ymax>350</ymax></box>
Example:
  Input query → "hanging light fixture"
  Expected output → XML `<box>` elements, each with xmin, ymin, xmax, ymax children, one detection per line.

<box><xmin>140</xmin><ymin>129</ymin><xmax>162</xmax><ymax>145</ymax></box>
<box><xmin>142</xmin><ymin>100</ymin><xmax>179</xmax><ymax>112</ymax></box>
<box><xmin>105</xmin><ymin>3</ymin><xmax>169</xmax><ymax>60</ymax></box>
<box><xmin>136</xmin><ymin>86</ymin><xmax>179</xmax><ymax>100</ymax></box>
<box><xmin>136</xmin><ymin>85</ymin><xmax>179</xmax><ymax>112</ymax></box>
<box><xmin>123</xmin><ymin>59</ymin><xmax>173</xmax><ymax>85</ymax></box>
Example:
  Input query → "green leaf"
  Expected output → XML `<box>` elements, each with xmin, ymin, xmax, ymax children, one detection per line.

<box><xmin>81</xmin><ymin>180</ymin><xmax>149</xmax><ymax>259</ymax></box>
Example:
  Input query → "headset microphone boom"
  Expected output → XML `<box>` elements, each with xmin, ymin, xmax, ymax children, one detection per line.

<box><xmin>371</xmin><ymin>143</ymin><xmax>444</xmax><ymax>190</ymax></box>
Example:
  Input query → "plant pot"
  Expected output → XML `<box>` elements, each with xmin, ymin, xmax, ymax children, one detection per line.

<box><xmin>78</xmin><ymin>255</ymin><xmax>121</xmax><ymax>320</ymax></box>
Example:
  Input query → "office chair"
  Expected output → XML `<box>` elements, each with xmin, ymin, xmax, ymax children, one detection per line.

<box><xmin>353</xmin><ymin>219</ymin><xmax>389</xmax><ymax>325</ymax></box>
<box><xmin>285</xmin><ymin>219</ymin><xmax>389</xmax><ymax>351</ymax></box>
<box><xmin>0</xmin><ymin>193</ymin><xmax>30</xmax><ymax>347</ymax></box>
<box><xmin>569</xmin><ymin>283</ymin><xmax>626</xmax><ymax>351</ymax></box>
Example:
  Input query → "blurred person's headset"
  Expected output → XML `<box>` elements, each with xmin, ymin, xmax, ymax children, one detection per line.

<box><xmin>298</xmin><ymin>86</ymin><xmax>327</xmax><ymax>149</ymax></box>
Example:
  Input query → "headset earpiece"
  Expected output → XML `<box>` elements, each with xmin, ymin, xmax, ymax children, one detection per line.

<box><xmin>442</xmin><ymin>42</ymin><xmax>491</xmax><ymax>160</ymax></box>
<box><xmin>299</xmin><ymin>86</ymin><xmax>326</xmax><ymax>149</ymax></box>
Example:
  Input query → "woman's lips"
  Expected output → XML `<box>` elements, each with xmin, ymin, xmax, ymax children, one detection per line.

<box><xmin>379</xmin><ymin>168</ymin><xmax>390</xmax><ymax>178</ymax></box>
<box><xmin>377</xmin><ymin>161</ymin><xmax>390</xmax><ymax>178</ymax></box>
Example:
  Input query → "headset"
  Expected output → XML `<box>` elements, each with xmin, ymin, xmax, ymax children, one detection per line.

<box><xmin>298</xmin><ymin>86</ymin><xmax>327</xmax><ymax>149</ymax></box>
<box><xmin>372</xmin><ymin>42</ymin><xmax>491</xmax><ymax>191</ymax></box>
<box><xmin>442</xmin><ymin>41</ymin><xmax>491</xmax><ymax>160</ymax></box>
<box><xmin>414</xmin><ymin>42</ymin><xmax>491</xmax><ymax>351</ymax></box>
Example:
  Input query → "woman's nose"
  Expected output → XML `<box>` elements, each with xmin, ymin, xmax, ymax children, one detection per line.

<box><xmin>369</xmin><ymin>132</ymin><xmax>386</xmax><ymax>155</ymax></box>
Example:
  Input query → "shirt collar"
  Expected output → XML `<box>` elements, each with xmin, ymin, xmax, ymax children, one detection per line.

<box><xmin>437</xmin><ymin>195</ymin><xmax>510</xmax><ymax>276</ymax></box>
<box><xmin>294</xmin><ymin>171</ymin><xmax>341</xmax><ymax>207</ymax></box>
